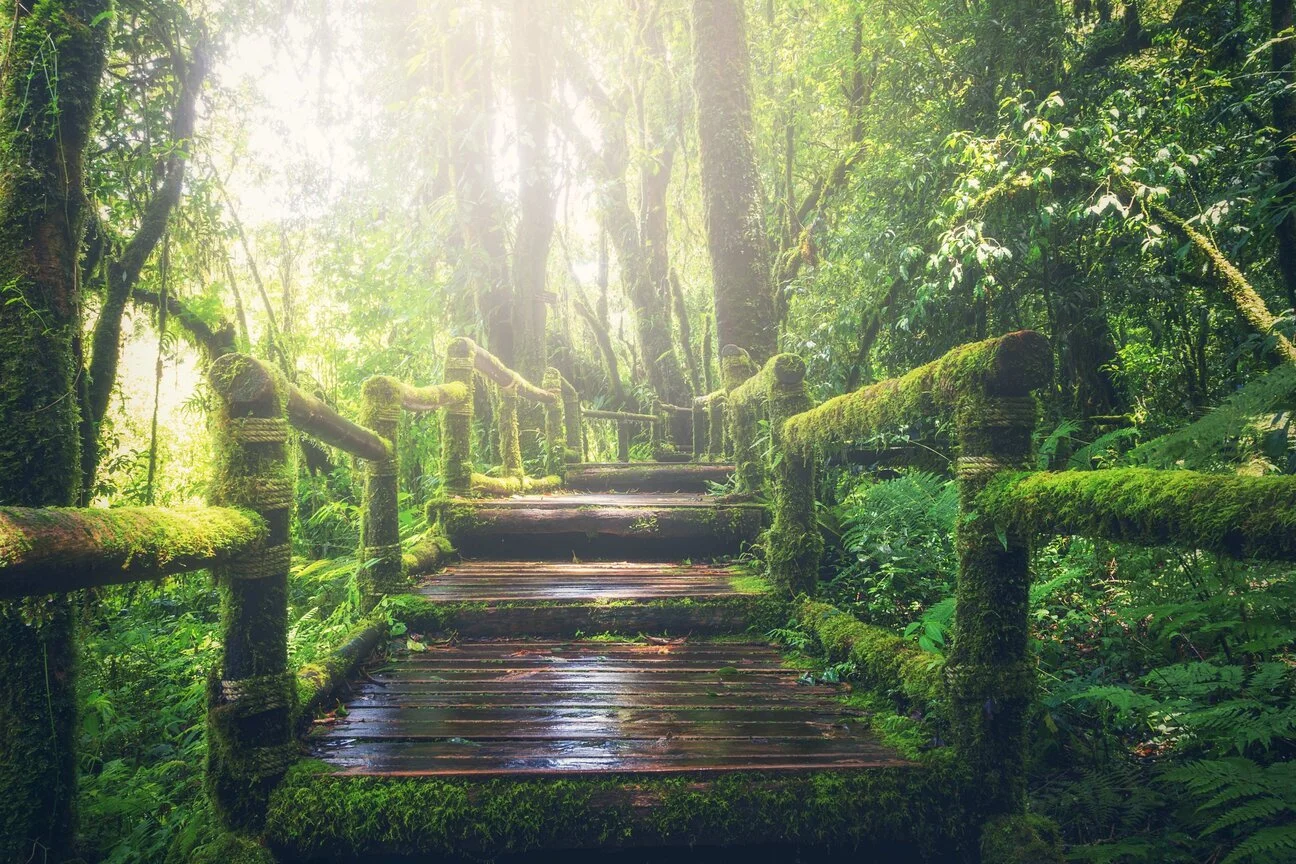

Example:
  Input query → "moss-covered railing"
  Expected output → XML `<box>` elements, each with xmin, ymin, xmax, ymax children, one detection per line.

<box><xmin>0</xmin><ymin>350</ymin><xmax>460</xmax><ymax>844</ymax></box>
<box><xmin>439</xmin><ymin>336</ymin><xmax>577</xmax><ymax>496</ymax></box>
<box><xmin>724</xmin><ymin>331</ymin><xmax>1052</xmax><ymax>845</ymax></box>
<box><xmin>583</xmin><ymin>407</ymin><xmax>661</xmax><ymax>462</ymax></box>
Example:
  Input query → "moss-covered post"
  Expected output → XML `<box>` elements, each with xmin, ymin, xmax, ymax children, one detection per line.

<box><xmin>947</xmin><ymin>339</ymin><xmax>1050</xmax><ymax>834</ymax></box>
<box><xmin>561</xmin><ymin>376</ymin><xmax>583</xmax><ymax>462</ymax></box>
<box><xmin>359</xmin><ymin>376</ymin><xmax>403</xmax><ymax>607</ymax></box>
<box><xmin>617</xmin><ymin>422</ymin><xmax>631</xmax><ymax>462</ymax></box>
<box><xmin>692</xmin><ymin>398</ymin><xmax>707</xmax><ymax>460</ymax></box>
<box><xmin>709</xmin><ymin>396</ymin><xmax>726</xmax><ymax>459</ymax></box>
<box><xmin>721</xmin><ymin>345</ymin><xmax>760</xmax><ymax>491</ymax></box>
<box><xmin>765</xmin><ymin>355</ymin><xmax>821</xmax><ymax>594</ymax></box>
<box><xmin>207</xmin><ymin>354</ymin><xmax>297</xmax><ymax>831</ymax></box>
<box><xmin>442</xmin><ymin>338</ymin><xmax>476</xmax><ymax>496</ymax></box>
<box><xmin>496</xmin><ymin>383</ymin><xmax>524</xmax><ymax>482</ymax></box>
<box><xmin>542</xmin><ymin>368</ymin><xmax>566</xmax><ymax>478</ymax></box>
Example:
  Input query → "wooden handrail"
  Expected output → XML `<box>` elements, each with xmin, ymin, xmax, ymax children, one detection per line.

<box><xmin>287</xmin><ymin>385</ymin><xmax>391</xmax><ymax>461</ymax></box>
<box><xmin>584</xmin><ymin>409</ymin><xmax>659</xmax><ymax>424</ymax></box>
<box><xmin>0</xmin><ymin>505</ymin><xmax>267</xmax><ymax>599</ymax></box>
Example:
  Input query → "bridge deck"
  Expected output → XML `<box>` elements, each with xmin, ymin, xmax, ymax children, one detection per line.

<box><xmin>310</xmin><ymin>639</ymin><xmax>904</xmax><ymax>777</ymax></box>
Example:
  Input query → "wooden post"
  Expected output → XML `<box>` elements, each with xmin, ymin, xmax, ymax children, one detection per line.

<box><xmin>359</xmin><ymin>376</ymin><xmax>404</xmax><ymax>607</ymax></box>
<box><xmin>542</xmin><ymin>367</ymin><xmax>566</xmax><ymax>477</ymax></box>
<box><xmin>692</xmin><ymin>398</ymin><xmax>707</xmax><ymax>461</ymax></box>
<box><xmin>949</xmin><ymin>382</ymin><xmax>1040</xmax><ymax>823</ymax></box>
<box><xmin>709</xmin><ymin>396</ymin><xmax>726</xmax><ymax>459</ymax></box>
<box><xmin>561</xmin><ymin>376</ymin><xmax>582</xmax><ymax>463</ymax></box>
<box><xmin>617</xmin><ymin>422</ymin><xmax>631</xmax><ymax>463</ymax></box>
<box><xmin>721</xmin><ymin>346</ymin><xmax>760</xmax><ymax>492</ymax></box>
<box><xmin>206</xmin><ymin>354</ymin><xmax>296</xmax><ymax>830</ymax></box>
<box><xmin>497</xmin><ymin>383</ymin><xmax>524</xmax><ymax>481</ymax></box>
<box><xmin>766</xmin><ymin>355</ymin><xmax>820</xmax><ymax>594</ymax></box>
<box><xmin>442</xmin><ymin>338</ymin><xmax>476</xmax><ymax>496</ymax></box>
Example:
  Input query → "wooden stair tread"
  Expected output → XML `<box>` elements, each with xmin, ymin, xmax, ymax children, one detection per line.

<box><xmin>414</xmin><ymin>561</ymin><xmax>759</xmax><ymax>602</ymax></box>
<box><xmin>312</xmin><ymin>640</ymin><xmax>905</xmax><ymax>778</ymax></box>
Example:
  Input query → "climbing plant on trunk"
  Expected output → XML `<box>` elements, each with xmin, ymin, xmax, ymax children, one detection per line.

<box><xmin>0</xmin><ymin>0</ymin><xmax>110</xmax><ymax>858</ymax></box>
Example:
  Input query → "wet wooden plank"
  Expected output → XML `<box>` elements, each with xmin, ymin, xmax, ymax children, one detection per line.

<box><xmin>319</xmin><ymin>717</ymin><xmax>860</xmax><ymax>741</ymax></box>
<box><xmin>347</xmin><ymin>691</ymin><xmax>850</xmax><ymax>710</ymax></box>
<box><xmin>313</xmin><ymin>737</ymin><xmax>906</xmax><ymax>777</ymax></box>
<box><xmin>418</xmin><ymin>603</ymin><xmax>755</xmax><ymax>639</ymax></box>
<box><xmin>314</xmin><ymin>638</ymin><xmax>901</xmax><ymax>779</ymax></box>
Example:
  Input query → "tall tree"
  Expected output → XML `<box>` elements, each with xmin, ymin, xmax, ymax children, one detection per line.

<box><xmin>0</xmin><ymin>1</ymin><xmax>110</xmax><ymax>857</ymax></box>
<box><xmin>80</xmin><ymin>22</ymin><xmax>208</xmax><ymax>501</ymax></box>
<box><xmin>447</xmin><ymin>3</ymin><xmax>514</xmax><ymax>364</ymax></box>
<box><xmin>1272</xmin><ymin>0</ymin><xmax>1296</xmax><ymax>312</ymax></box>
<box><xmin>561</xmin><ymin>13</ymin><xmax>691</xmax><ymax>406</ymax></box>
<box><xmin>510</xmin><ymin>0</ymin><xmax>557</xmax><ymax>383</ymax></box>
<box><xmin>690</xmin><ymin>0</ymin><xmax>777</xmax><ymax>363</ymax></box>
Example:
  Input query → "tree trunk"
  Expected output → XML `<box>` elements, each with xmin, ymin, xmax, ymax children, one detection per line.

<box><xmin>80</xmin><ymin>43</ymin><xmax>207</xmax><ymax>500</ymax></box>
<box><xmin>448</xmin><ymin>7</ymin><xmax>514</xmax><ymax>364</ymax></box>
<box><xmin>0</xmin><ymin>2</ymin><xmax>109</xmax><ymax>858</ymax></box>
<box><xmin>690</xmin><ymin>0</ymin><xmax>777</xmax><ymax>363</ymax></box>
<box><xmin>510</xmin><ymin>0</ymin><xmax>556</xmax><ymax>383</ymax></box>
<box><xmin>1273</xmin><ymin>0</ymin><xmax>1296</xmax><ymax>311</ymax></box>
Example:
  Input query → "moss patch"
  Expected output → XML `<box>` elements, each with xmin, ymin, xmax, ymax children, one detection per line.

<box><xmin>264</xmin><ymin>762</ymin><xmax>967</xmax><ymax>860</ymax></box>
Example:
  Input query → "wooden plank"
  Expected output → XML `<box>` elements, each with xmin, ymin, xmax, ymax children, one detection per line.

<box><xmin>312</xmin><ymin>738</ymin><xmax>907</xmax><ymax>777</ymax></box>
<box><xmin>354</xmin><ymin>679</ymin><xmax>839</xmax><ymax>696</ymax></box>
<box><xmin>347</xmin><ymin>692</ymin><xmax>848</xmax><ymax>710</ymax></box>
<box><xmin>372</xmin><ymin>669</ymin><xmax>799</xmax><ymax>682</ymax></box>
<box><xmin>318</xmin><ymin>718</ymin><xmax>859</xmax><ymax>741</ymax></box>
<box><xmin>331</xmin><ymin>706</ymin><xmax>860</xmax><ymax>724</ymax></box>
<box><xmin>417</xmin><ymin>603</ymin><xmax>754</xmax><ymax>639</ymax></box>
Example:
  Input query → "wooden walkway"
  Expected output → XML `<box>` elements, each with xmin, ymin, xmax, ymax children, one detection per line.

<box><xmin>303</xmin><ymin>462</ymin><xmax>909</xmax><ymax>853</ymax></box>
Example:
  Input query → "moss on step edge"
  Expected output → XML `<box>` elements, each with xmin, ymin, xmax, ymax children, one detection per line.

<box><xmin>264</xmin><ymin>760</ymin><xmax>970</xmax><ymax>860</ymax></box>
<box><xmin>380</xmin><ymin>591</ymin><xmax>790</xmax><ymax>638</ymax></box>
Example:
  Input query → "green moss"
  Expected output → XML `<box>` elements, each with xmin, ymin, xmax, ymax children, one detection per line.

<box><xmin>401</xmin><ymin>529</ymin><xmax>453</xmax><ymax>574</ymax></box>
<box><xmin>469</xmin><ymin>472</ymin><xmax>562</xmax><ymax>497</ymax></box>
<box><xmin>264</xmin><ymin>761</ymin><xmax>967</xmax><ymax>859</ymax></box>
<box><xmin>798</xmin><ymin>600</ymin><xmax>944</xmax><ymax>710</ymax></box>
<box><xmin>979</xmin><ymin>813</ymin><xmax>1065</xmax><ymax>864</ymax></box>
<box><xmin>783</xmin><ymin>330</ymin><xmax>1051</xmax><ymax>455</ymax></box>
<box><xmin>727</xmin><ymin>573</ymin><xmax>772</xmax><ymax>594</ymax></box>
<box><xmin>189</xmin><ymin>829</ymin><xmax>277</xmax><ymax>864</ymax></box>
<box><xmin>979</xmin><ymin>468</ymin><xmax>1296</xmax><ymax>560</ymax></box>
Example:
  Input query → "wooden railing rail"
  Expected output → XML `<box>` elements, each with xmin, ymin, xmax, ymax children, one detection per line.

<box><xmin>0</xmin><ymin>505</ymin><xmax>266</xmax><ymax>599</ymax></box>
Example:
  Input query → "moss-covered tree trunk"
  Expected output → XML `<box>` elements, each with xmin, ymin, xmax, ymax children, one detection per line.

<box><xmin>0</xmin><ymin>2</ymin><xmax>109</xmax><ymax>857</ymax></box>
<box><xmin>690</xmin><ymin>0</ymin><xmax>777</xmax><ymax>364</ymax></box>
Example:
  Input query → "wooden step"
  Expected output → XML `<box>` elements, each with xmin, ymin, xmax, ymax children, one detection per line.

<box><xmin>565</xmin><ymin>462</ymin><xmax>733</xmax><ymax>492</ymax></box>
<box><xmin>310</xmin><ymin>640</ymin><xmax>904</xmax><ymax>778</ymax></box>
<box><xmin>437</xmin><ymin>493</ymin><xmax>763</xmax><ymax>560</ymax></box>
<box><xmin>406</xmin><ymin>561</ymin><xmax>771</xmax><ymax>638</ymax></box>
